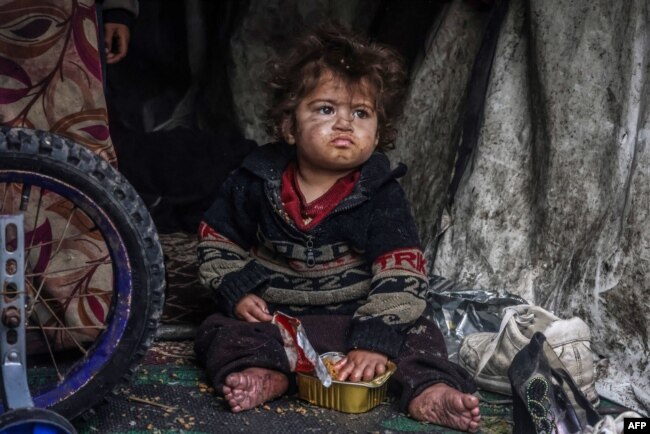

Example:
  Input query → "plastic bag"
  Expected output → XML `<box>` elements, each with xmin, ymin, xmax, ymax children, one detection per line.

<box><xmin>426</xmin><ymin>275</ymin><xmax>527</xmax><ymax>356</ymax></box>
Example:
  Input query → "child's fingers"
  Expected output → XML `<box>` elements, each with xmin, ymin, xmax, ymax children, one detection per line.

<box><xmin>253</xmin><ymin>299</ymin><xmax>272</xmax><ymax>321</ymax></box>
<box><xmin>241</xmin><ymin>312</ymin><xmax>260</xmax><ymax>323</ymax></box>
<box><xmin>254</xmin><ymin>298</ymin><xmax>270</xmax><ymax>314</ymax></box>
<box><xmin>242</xmin><ymin>305</ymin><xmax>270</xmax><ymax>322</ymax></box>
<box><xmin>335</xmin><ymin>354</ymin><xmax>366</xmax><ymax>381</ymax></box>
<box><xmin>336</xmin><ymin>357</ymin><xmax>387</xmax><ymax>382</ymax></box>
<box><xmin>338</xmin><ymin>360</ymin><xmax>372</xmax><ymax>382</ymax></box>
<box><xmin>334</xmin><ymin>358</ymin><xmax>354</xmax><ymax>381</ymax></box>
<box><xmin>348</xmin><ymin>361</ymin><xmax>370</xmax><ymax>382</ymax></box>
<box><xmin>251</xmin><ymin>308</ymin><xmax>272</xmax><ymax>322</ymax></box>
<box><xmin>362</xmin><ymin>364</ymin><xmax>376</xmax><ymax>381</ymax></box>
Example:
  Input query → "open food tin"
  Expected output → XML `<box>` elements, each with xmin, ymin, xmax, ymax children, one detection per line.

<box><xmin>296</xmin><ymin>352</ymin><xmax>397</xmax><ymax>413</ymax></box>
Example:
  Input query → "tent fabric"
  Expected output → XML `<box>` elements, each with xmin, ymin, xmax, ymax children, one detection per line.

<box><xmin>397</xmin><ymin>0</ymin><xmax>649</xmax><ymax>414</ymax></box>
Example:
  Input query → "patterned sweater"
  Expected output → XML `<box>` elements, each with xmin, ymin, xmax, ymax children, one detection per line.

<box><xmin>198</xmin><ymin>143</ymin><xmax>428</xmax><ymax>358</ymax></box>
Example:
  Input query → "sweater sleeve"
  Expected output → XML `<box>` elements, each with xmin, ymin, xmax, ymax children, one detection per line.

<box><xmin>347</xmin><ymin>181</ymin><xmax>429</xmax><ymax>358</ymax></box>
<box><xmin>197</xmin><ymin>170</ymin><xmax>270</xmax><ymax>316</ymax></box>
<box><xmin>101</xmin><ymin>0</ymin><xmax>139</xmax><ymax>17</ymax></box>
<box><xmin>101</xmin><ymin>0</ymin><xmax>138</xmax><ymax>27</ymax></box>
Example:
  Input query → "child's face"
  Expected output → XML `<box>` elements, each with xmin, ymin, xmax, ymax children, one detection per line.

<box><xmin>284</xmin><ymin>71</ymin><xmax>379</xmax><ymax>177</ymax></box>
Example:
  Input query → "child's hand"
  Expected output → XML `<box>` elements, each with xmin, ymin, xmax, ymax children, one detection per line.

<box><xmin>334</xmin><ymin>349</ymin><xmax>388</xmax><ymax>382</ymax></box>
<box><xmin>234</xmin><ymin>294</ymin><xmax>273</xmax><ymax>323</ymax></box>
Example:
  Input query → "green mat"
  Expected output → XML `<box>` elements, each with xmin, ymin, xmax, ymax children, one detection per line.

<box><xmin>69</xmin><ymin>340</ymin><xmax>631</xmax><ymax>434</ymax></box>
<box><xmin>67</xmin><ymin>341</ymin><xmax>512</xmax><ymax>434</ymax></box>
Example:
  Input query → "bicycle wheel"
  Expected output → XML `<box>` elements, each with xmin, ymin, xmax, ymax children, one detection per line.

<box><xmin>0</xmin><ymin>127</ymin><xmax>165</xmax><ymax>419</ymax></box>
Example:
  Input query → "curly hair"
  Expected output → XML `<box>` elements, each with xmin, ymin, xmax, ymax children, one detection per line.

<box><xmin>264</xmin><ymin>23</ymin><xmax>408</xmax><ymax>152</ymax></box>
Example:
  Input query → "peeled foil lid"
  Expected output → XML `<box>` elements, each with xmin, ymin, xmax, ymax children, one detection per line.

<box><xmin>272</xmin><ymin>312</ymin><xmax>332</xmax><ymax>387</ymax></box>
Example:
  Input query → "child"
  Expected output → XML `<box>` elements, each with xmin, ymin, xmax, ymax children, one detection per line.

<box><xmin>194</xmin><ymin>24</ymin><xmax>481</xmax><ymax>433</ymax></box>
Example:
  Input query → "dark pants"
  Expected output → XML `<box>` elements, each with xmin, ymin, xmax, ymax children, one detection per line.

<box><xmin>194</xmin><ymin>314</ymin><xmax>476</xmax><ymax>411</ymax></box>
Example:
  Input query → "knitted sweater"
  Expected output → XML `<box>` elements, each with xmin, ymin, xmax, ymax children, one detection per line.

<box><xmin>198</xmin><ymin>142</ymin><xmax>428</xmax><ymax>358</ymax></box>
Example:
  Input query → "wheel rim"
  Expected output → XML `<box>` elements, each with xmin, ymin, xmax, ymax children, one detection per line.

<box><xmin>0</xmin><ymin>170</ymin><xmax>131</xmax><ymax>410</ymax></box>
<box><xmin>0</xmin><ymin>408</ymin><xmax>77</xmax><ymax>434</ymax></box>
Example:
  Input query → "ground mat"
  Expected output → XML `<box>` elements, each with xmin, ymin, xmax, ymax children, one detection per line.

<box><xmin>71</xmin><ymin>339</ymin><xmax>629</xmax><ymax>434</ymax></box>
<box><xmin>73</xmin><ymin>340</ymin><xmax>517</xmax><ymax>434</ymax></box>
<box><xmin>68</xmin><ymin>232</ymin><xmax>628</xmax><ymax>433</ymax></box>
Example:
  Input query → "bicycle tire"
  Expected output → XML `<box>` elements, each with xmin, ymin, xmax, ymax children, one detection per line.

<box><xmin>0</xmin><ymin>127</ymin><xmax>165</xmax><ymax>419</ymax></box>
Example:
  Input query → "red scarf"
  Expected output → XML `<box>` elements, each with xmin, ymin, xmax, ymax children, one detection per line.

<box><xmin>280</xmin><ymin>162</ymin><xmax>360</xmax><ymax>231</ymax></box>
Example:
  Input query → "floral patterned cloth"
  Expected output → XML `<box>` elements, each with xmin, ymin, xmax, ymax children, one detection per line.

<box><xmin>0</xmin><ymin>0</ymin><xmax>116</xmax><ymax>164</ymax></box>
<box><xmin>0</xmin><ymin>0</ymin><xmax>118</xmax><ymax>353</ymax></box>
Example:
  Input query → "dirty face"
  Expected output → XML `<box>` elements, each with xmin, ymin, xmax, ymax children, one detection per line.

<box><xmin>283</xmin><ymin>71</ymin><xmax>379</xmax><ymax>178</ymax></box>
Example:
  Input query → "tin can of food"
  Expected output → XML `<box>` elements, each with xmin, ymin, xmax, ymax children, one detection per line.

<box><xmin>296</xmin><ymin>352</ymin><xmax>397</xmax><ymax>413</ymax></box>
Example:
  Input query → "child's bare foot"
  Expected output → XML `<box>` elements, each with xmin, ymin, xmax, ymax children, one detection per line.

<box><xmin>222</xmin><ymin>367</ymin><xmax>288</xmax><ymax>412</ymax></box>
<box><xmin>408</xmin><ymin>383</ymin><xmax>481</xmax><ymax>433</ymax></box>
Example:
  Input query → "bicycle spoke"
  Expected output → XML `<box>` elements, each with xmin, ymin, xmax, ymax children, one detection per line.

<box><xmin>31</xmin><ymin>309</ymin><xmax>64</xmax><ymax>382</ymax></box>
<box><xmin>29</xmin><ymin>206</ymin><xmax>76</xmax><ymax>312</ymax></box>
<box><xmin>19</xmin><ymin>183</ymin><xmax>31</xmax><ymax>211</ymax></box>
<box><xmin>26</xmin><ymin>258</ymin><xmax>111</xmax><ymax>278</ymax></box>
<box><xmin>25</xmin><ymin>278</ymin><xmax>88</xmax><ymax>356</ymax></box>
<box><xmin>0</xmin><ymin>182</ymin><xmax>9</xmax><ymax>213</ymax></box>
<box><xmin>27</xmin><ymin>185</ymin><xmax>44</xmax><ymax>250</ymax></box>
<box><xmin>22</xmin><ymin>230</ymin><xmax>102</xmax><ymax>254</ymax></box>
<box><xmin>30</xmin><ymin>291</ymin><xmax>111</xmax><ymax>304</ymax></box>
<box><xmin>27</xmin><ymin>325</ymin><xmax>106</xmax><ymax>331</ymax></box>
